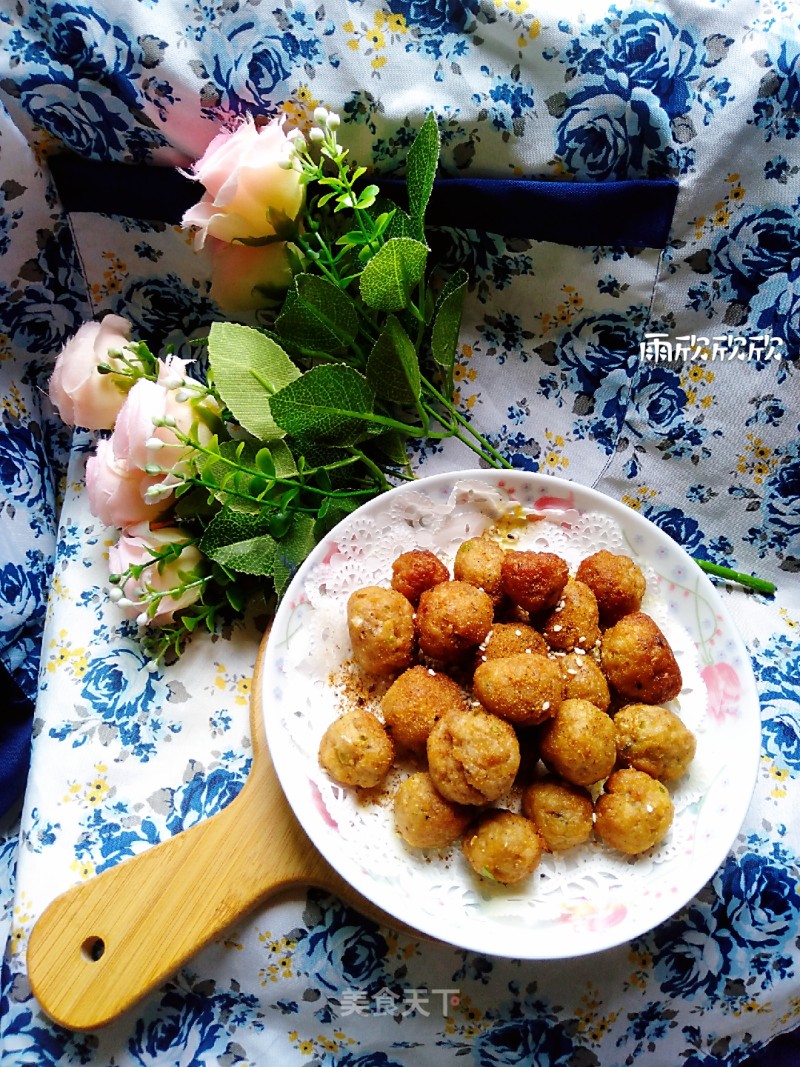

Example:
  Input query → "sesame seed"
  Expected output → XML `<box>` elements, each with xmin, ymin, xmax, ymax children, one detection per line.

<box><xmin>566</xmin><ymin>668</ymin><xmax>578</xmax><ymax>676</ymax></box>
<box><xmin>428</xmin><ymin>668</ymin><xmax>436</xmax><ymax>676</ymax></box>
<box><xmin>552</xmin><ymin>624</ymin><xmax>562</xmax><ymax>632</ymax></box>
<box><xmin>515</xmin><ymin>629</ymin><xmax>522</xmax><ymax>637</ymax></box>
<box><xmin>542</xmin><ymin>701</ymin><xmax>550</xmax><ymax>711</ymax></box>
<box><xmin>646</xmin><ymin>804</ymin><xmax>654</xmax><ymax>813</ymax></box>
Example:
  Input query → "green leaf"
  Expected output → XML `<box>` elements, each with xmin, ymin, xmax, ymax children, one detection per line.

<box><xmin>200</xmin><ymin>439</ymin><xmax>297</xmax><ymax>512</ymax></box>
<box><xmin>208</xmin><ymin>322</ymin><xmax>300</xmax><ymax>441</ymax></box>
<box><xmin>366</xmin><ymin>315</ymin><xmax>421</xmax><ymax>404</ymax></box>
<box><xmin>406</xmin><ymin>112</ymin><xmax>440</xmax><ymax>230</ymax></box>
<box><xmin>275</xmin><ymin>274</ymin><xmax>359</xmax><ymax>354</ymax></box>
<box><xmin>314</xmin><ymin>495</ymin><xmax>363</xmax><ymax>539</ymax></box>
<box><xmin>359</xmin><ymin>238</ymin><xmax>428</xmax><ymax>311</ymax></box>
<box><xmin>431</xmin><ymin>268</ymin><xmax>468</xmax><ymax>384</ymax></box>
<box><xmin>366</xmin><ymin>430</ymin><xmax>410</xmax><ymax>467</ymax></box>
<box><xmin>384</xmin><ymin>207</ymin><xmax>418</xmax><ymax>241</ymax></box>
<box><xmin>270</xmin><ymin>364</ymin><xmax>376</xmax><ymax>446</ymax></box>
<box><xmin>199</xmin><ymin>509</ymin><xmax>279</xmax><ymax>576</ymax></box>
<box><xmin>273</xmin><ymin>513</ymin><xmax>317</xmax><ymax>598</ymax></box>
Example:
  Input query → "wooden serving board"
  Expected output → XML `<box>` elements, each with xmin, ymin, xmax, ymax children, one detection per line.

<box><xmin>26</xmin><ymin>630</ymin><xmax>408</xmax><ymax>1032</ymax></box>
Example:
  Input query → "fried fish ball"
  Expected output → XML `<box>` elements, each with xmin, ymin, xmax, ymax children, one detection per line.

<box><xmin>540</xmin><ymin>579</ymin><xmax>601</xmax><ymax>653</ymax></box>
<box><xmin>614</xmin><ymin>703</ymin><xmax>697</xmax><ymax>782</ymax></box>
<box><xmin>601</xmin><ymin>612</ymin><xmax>682</xmax><ymax>704</ymax></box>
<box><xmin>393</xmin><ymin>771</ymin><xmax>472</xmax><ymax>849</ymax></box>
<box><xmin>427</xmin><ymin>705</ymin><xmax>520</xmax><ymax>805</ymax></box>
<box><xmin>391</xmin><ymin>548</ymin><xmax>450</xmax><ymax>605</ymax></box>
<box><xmin>347</xmin><ymin>586</ymin><xmax>415</xmax><ymax>675</ymax></box>
<box><xmin>476</xmin><ymin>622</ymin><xmax>548</xmax><ymax>665</ymax></box>
<box><xmin>381</xmin><ymin>665</ymin><xmax>466</xmax><ymax>753</ymax></box>
<box><xmin>416</xmin><ymin>580</ymin><xmax>494</xmax><ymax>662</ymax></box>
<box><xmin>539</xmin><ymin>698</ymin><xmax>616</xmax><ymax>787</ymax></box>
<box><xmin>576</xmin><ymin>550</ymin><xmax>647</xmax><ymax>626</ymax></box>
<box><xmin>521</xmin><ymin>777</ymin><xmax>594</xmax><ymax>852</ymax></box>
<box><xmin>318</xmin><ymin>708</ymin><xmax>394</xmax><ymax>788</ymax></box>
<box><xmin>453</xmin><ymin>536</ymin><xmax>506</xmax><ymax>604</ymax></box>
<box><xmin>472</xmin><ymin>652</ymin><xmax>563</xmax><ymax>727</ymax></box>
<box><xmin>501</xmin><ymin>550</ymin><xmax>569</xmax><ymax>614</ymax></box>
<box><xmin>462</xmin><ymin>810</ymin><xmax>544</xmax><ymax>884</ymax></box>
<box><xmin>594</xmin><ymin>768</ymin><xmax>674</xmax><ymax>855</ymax></box>
<box><xmin>560</xmin><ymin>653</ymin><xmax>611</xmax><ymax>712</ymax></box>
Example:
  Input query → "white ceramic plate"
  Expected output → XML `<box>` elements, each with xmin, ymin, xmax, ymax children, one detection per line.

<box><xmin>261</xmin><ymin>470</ymin><xmax>760</xmax><ymax>958</ymax></box>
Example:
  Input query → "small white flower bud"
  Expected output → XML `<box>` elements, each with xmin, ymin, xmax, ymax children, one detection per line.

<box><xmin>117</xmin><ymin>597</ymin><xmax>134</xmax><ymax>609</ymax></box>
<box><xmin>144</xmin><ymin>465</ymin><xmax>164</xmax><ymax>478</ymax></box>
<box><xmin>161</xmin><ymin>375</ymin><xmax>185</xmax><ymax>390</ymax></box>
<box><xmin>313</xmin><ymin>106</ymin><xmax>330</xmax><ymax>126</ymax></box>
<box><xmin>146</xmin><ymin>437</ymin><xmax>165</xmax><ymax>451</ymax></box>
<box><xmin>327</xmin><ymin>111</ymin><xmax>340</xmax><ymax>130</ymax></box>
<box><xmin>308</xmin><ymin>126</ymin><xmax>325</xmax><ymax>143</ymax></box>
<box><xmin>108</xmin><ymin>586</ymin><xmax>123</xmax><ymax>603</ymax></box>
<box><xmin>175</xmin><ymin>389</ymin><xmax>192</xmax><ymax>403</ymax></box>
<box><xmin>136</xmin><ymin>612</ymin><xmax>149</xmax><ymax>627</ymax></box>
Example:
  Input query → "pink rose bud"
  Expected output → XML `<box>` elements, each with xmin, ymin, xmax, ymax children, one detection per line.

<box><xmin>108</xmin><ymin>523</ymin><xmax>205</xmax><ymax>625</ymax></box>
<box><xmin>49</xmin><ymin>315</ymin><xmax>135</xmax><ymax>430</ymax></box>
<box><xmin>181</xmin><ymin>117</ymin><xmax>305</xmax><ymax>248</ymax></box>
<box><xmin>86</xmin><ymin>438</ymin><xmax>169</xmax><ymax>528</ymax></box>
<box><xmin>111</xmin><ymin>370</ymin><xmax>221</xmax><ymax>479</ymax></box>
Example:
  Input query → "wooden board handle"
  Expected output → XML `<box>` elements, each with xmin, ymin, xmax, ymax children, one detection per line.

<box><xmin>26</xmin><ymin>637</ymin><xmax>403</xmax><ymax>1031</ymax></box>
<box><xmin>26</xmin><ymin>739</ymin><xmax>334</xmax><ymax>1030</ymax></box>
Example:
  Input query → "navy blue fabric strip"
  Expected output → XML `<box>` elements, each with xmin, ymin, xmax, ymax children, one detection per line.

<box><xmin>48</xmin><ymin>155</ymin><xmax>678</xmax><ymax>249</ymax></box>
<box><xmin>0</xmin><ymin>660</ymin><xmax>33</xmax><ymax>817</ymax></box>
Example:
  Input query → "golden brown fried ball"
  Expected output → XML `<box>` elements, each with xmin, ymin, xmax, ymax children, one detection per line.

<box><xmin>594</xmin><ymin>768</ymin><xmax>674</xmax><ymax>855</ymax></box>
<box><xmin>500</xmin><ymin>551</ymin><xmax>569</xmax><ymax>614</ymax></box>
<box><xmin>540</xmin><ymin>579</ymin><xmax>601</xmax><ymax>653</ymax></box>
<box><xmin>393</xmin><ymin>771</ymin><xmax>472</xmax><ymax>849</ymax></box>
<box><xmin>476</xmin><ymin>622</ymin><xmax>548</xmax><ymax>665</ymax></box>
<box><xmin>381</xmin><ymin>665</ymin><xmax>466</xmax><ymax>753</ymax></box>
<box><xmin>391</xmin><ymin>549</ymin><xmax>449</xmax><ymax>605</ymax></box>
<box><xmin>521</xmin><ymin>777</ymin><xmax>594</xmax><ymax>852</ymax></box>
<box><xmin>427</xmin><ymin>705</ymin><xmax>520</xmax><ymax>805</ymax></box>
<box><xmin>416</xmin><ymin>580</ymin><xmax>494</xmax><ymax>662</ymax></box>
<box><xmin>601</xmin><ymin>612</ymin><xmax>682</xmax><ymax>704</ymax></box>
<box><xmin>560</xmin><ymin>653</ymin><xmax>611</xmax><ymax>712</ymax></box>
<box><xmin>539</xmin><ymin>698</ymin><xmax>616</xmax><ymax>787</ymax></box>
<box><xmin>462</xmin><ymin>810</ymin><xmax>544</xmax><ymax>884</ymax></box>
<box><xmin>318</xmin><ymin>708</ymin><xmax>394</xmax><ymax>788</ymax></box>
<box><xmin>347</xmin><ymin>586</ymin><xmax>415</xmax><ymax>675</ymax></box>
<box><xmin>614</xmin><ymin>703</ymin><xmax>696</xmax><ymax>782</ymax></box>
<box><xmin>576</xmin><ymin>550</ymin><xmax>647</xmax><ymax>626</ymax></box>
<box><xmin>472</xmin><ymin>652</ymin><xmax>563</xmax><ymax>727</ymax></box>
<box><xmin>453</xmin><ymin>536</ymin><xmax>506</xmax><ymax>604</ymax></box>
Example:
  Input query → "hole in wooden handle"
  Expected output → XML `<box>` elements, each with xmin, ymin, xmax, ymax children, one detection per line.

<box><xmin>80</xmin><ymin>936</ymin><xmax>105</xmax><ymax>962</ymax></box>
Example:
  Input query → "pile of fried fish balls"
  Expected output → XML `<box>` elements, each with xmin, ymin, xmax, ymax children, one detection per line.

<box><xmin>318</xmin><ymin>537</ymin><xmax>696</xmax><ymax>887</ymax></box>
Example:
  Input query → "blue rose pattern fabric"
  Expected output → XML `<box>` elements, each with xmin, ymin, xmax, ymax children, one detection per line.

<box><xmin>1</xmin><ymin>0</ymin><xmax>800</xmax><ymax>1064</ymax></box>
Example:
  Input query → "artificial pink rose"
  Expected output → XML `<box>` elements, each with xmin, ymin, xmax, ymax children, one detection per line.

<box><xmin>49</xmin><ymin>315</ymin><xmax>135</xmax><ymax>430</ymax></box>
<box><xmin>111</xmin><ymin>366</ymin><xmax>222</xmax><ymax>481</ymax></box>
<box><xmin>86</xmin><ymin>438</ymin><xmax>169</xmax><ymax>528</ymax></box>
<box><xmin>181</xmin><ymin>117</ymin><xmax>304</xmax><ymax>249</ymax></box>
<box><xmin>208</xmin><ymin>238</ymin><xmax>294</xmax><ymax>312</ymax></box>
<box><xmin>108</xmin><ymin>522</ymin><xmax>205</xmax><ymax>625</ymax></box>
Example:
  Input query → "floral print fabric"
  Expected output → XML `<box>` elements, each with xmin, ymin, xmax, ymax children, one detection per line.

<box><xmin>1</xmin><ymin>0</ymin><xmax>799</xmax><ymax>1063</ymax></box>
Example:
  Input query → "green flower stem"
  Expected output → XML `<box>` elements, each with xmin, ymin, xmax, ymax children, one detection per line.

<box><xmin>694</xmin><ymin>558</ymin><xmax>776</xmax><ymax>596</ymax></box>
<box><xmin>421</xmin><ymin>377</ymin><xmax>513</xmax><ymax>470</ymax></box>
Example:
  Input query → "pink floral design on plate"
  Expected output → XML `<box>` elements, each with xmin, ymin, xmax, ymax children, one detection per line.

<box><xmin>701</xmin><ymin>661</ymin><xmax>743</xmax><ymax>722</ymax></box>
